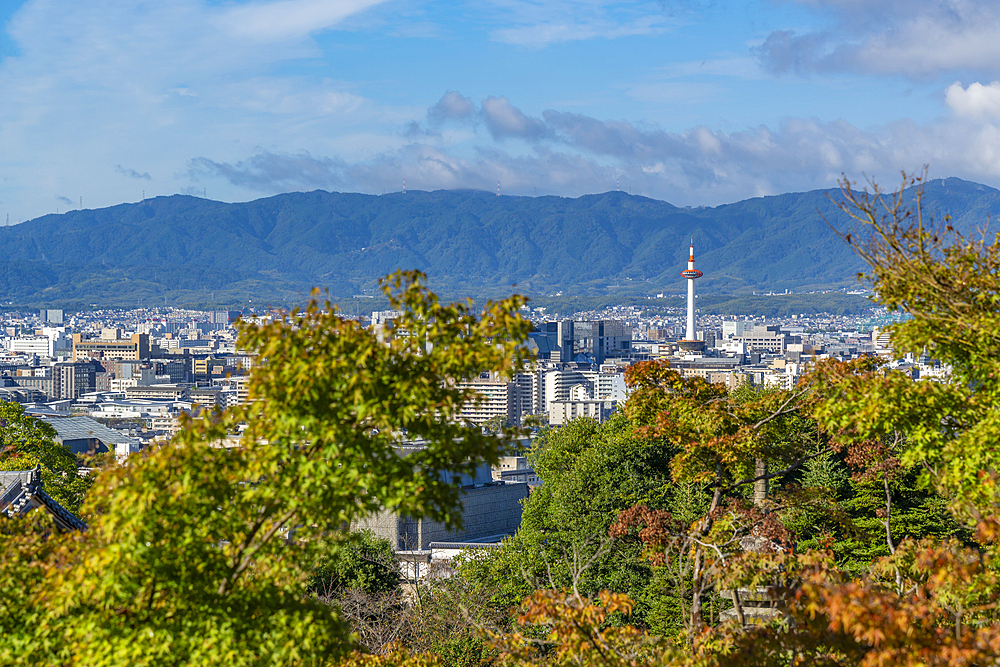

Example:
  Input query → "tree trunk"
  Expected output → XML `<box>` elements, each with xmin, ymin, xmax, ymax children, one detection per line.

<box><xmin>691</xmin><ymin>465</ymin><xmax>725</xmax><ymax>633</ymax></box>
<box><xmin>753</xmin><ymin>457</ymin><xmax>768</xmax><ymax>507</ymax></box>
<box><xmin>883</xmin><ymin>474</ymin><xmax>895</xmax><ymax>554</ymax></box>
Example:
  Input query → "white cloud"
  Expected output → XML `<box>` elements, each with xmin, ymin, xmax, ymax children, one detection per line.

<box><xmin>427</xmin><ymin>92</ymin><xmax>476</xmax><ymax>124</ymax></box>
<box><xmin>758</xmin><ymin>0</ymin><xmax>1000</xmax><ymax>77</ymax></box>
<box><xmin>492</xmin><ymin>14</ymin><xmax>667</xmax><ymax>47</ymax></box>
<box><xmin>481</xmin><ymin>96</ymin><xmax>548</xmax><ymax>140</ymax></box>
<box><xmin>0</xmin><ymin>0</ymin><xmax>405</xmax><ymax>220</ymax></box>
<box><xmin>195</xmin><ymin>84</ymin><xmax>1000</xmax><ymax>207</ymax></box>
<box><xmin>217</xmin><ymin>0</ymin><xmax>390</xmax><ymax>42</ymax></box>
<box><xmin>946</xmin><ymin>81</ymin><xmax>1000</xmax><ymax>119</ymax></box>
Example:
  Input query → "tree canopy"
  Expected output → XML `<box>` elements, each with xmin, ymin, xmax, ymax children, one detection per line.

<box><xmin>0</xmin><ymin>270</ymin><xmax>532</xmax><ymax>666</ymax></box>
<box><xmin>0</xmin><ymin>401</ymin><xmax>91</xmax><ymax>513</ymax></box>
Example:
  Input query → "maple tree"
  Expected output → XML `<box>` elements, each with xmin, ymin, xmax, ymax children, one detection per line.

<box><xmin>0</xmin><ymin>270</ymin><xmax>532</xmax><ymax>666</ymax></box>
<box><xmin>458</xmin><ymin>171</ymin><xmax>1000</xmax><ymax>667</ymax></box>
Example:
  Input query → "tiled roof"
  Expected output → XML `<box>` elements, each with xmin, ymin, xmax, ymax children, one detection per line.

<box><xmin>0</xmin><ymin>466</ymin><xmax>87</xmax><ymax>531</ymax></box>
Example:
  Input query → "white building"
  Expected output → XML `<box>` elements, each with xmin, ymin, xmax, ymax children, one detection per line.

<box><xmin>542</xmin><ymin>369</ymin><xmax>592</xmax><ymax>413</ymax></box>
<box><xmin>7</xmin><ymin>336</ymin><xmax>52</xmax><ymax>357</ymax></box>
<box><xmin>548</xmin><ymin>399</ymin><xmax>615</xmax><ymax>426</ymax></box>
<box><xmin>458</xmin><ymin>374</ymin><xmax>517</xmax><ymax>425</ymax></box>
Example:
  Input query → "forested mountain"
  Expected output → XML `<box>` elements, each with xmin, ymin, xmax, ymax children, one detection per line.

<box><xmin>2</xmin><ymin>177</ymin><xmax>997</xmax><ymax>307</ymax></box>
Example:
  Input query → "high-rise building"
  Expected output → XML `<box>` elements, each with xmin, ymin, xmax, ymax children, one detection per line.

<box><xmin>572</xmin><ymin>320</ymin><xmax>631</xmax><ymax>365</ymax></box>
<box><xmin>39</xmin><ymin>309</ymin><xmax>64</xmax><ymax>325</ymax></box>
<box><xmin>458</xmin><ymin>373</ymin><xmax>517</xmax><ymax>425</ymax></box>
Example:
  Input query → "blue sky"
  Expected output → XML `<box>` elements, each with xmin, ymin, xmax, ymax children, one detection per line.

<box><xmin>3</xmin><ymin>0</ymin><xmax>1000</xmax><ymax>222</ymax></box>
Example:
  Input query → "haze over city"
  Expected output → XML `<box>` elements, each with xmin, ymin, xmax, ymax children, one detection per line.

<box><xmin>4</xmin><ymin>0</ymin><xmax>1000</xmax><ymax>223</ymax></box>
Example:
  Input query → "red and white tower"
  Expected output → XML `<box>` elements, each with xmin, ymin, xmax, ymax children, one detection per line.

<box><xmin>679</xmin><ymin>238</ymin><xmax>705</xmax><ymax>352</ymax></box>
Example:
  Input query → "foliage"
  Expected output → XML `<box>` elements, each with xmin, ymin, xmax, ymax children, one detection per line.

<box><xmin>481</xmin><ymin>415</ymin><xmax>512</xmax><ymax>435</ymax></box>
<box><xmin>454</xmin><ymin>539</ymin><xmax>535</xmax><ymax>626</ymax></box>
<box><xmin>0</xmin><ymin>270</ymin><xmax>531</xmax><ymax>666</ymax></box>
<box><xmin>489</xmin><ymin>588</ymin><xmax>673</xmax><ymax>667</ymax></box>
<box><xmin>310</xmin><ymin>530</ymin><xmax>401</xmax><ymax>597</ymax></box>
<box><xmin>514</xmin><ymin>415</ymin><xmax>672</xmax><ymax>622</ymax></box>
<box><xmin>0</xmin><ymin>400</ymin><xmax>92</xmax><ymax>513</ymax></box>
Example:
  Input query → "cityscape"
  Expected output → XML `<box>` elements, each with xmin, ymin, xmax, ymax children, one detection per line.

<box><xmin>2</xmin><ymin>0</ymin><xmax>998</xmax><ymax>664</ymax></box>
<box><xmin>0</xmin><ymin>240</ymin><xmax>916</xmax><ymax>472</ymax></box>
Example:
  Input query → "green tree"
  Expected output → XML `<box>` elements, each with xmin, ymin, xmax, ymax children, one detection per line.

<box><xmin>660</xmin><ymin>171</ymin><xmax>1000</xmax><ymax>665</ymax></box>
<box><xmin>0</xmin><ymin>271</ymin><xmax>532</xmax><ymax>666</ymax></box>
<box><xmin>310</xmin><ymin>530</ymin><xmax>400</xmax><ymax>597</ymax></box>
<box><xmin>0</xmin><ymin>401</ymin><xmax>92</xmax><ymax>513</ymax></box>
<box><xmin>515</xmin><ymin>415</ymin><xmax>674</xmax><ymax>626</ymax></box>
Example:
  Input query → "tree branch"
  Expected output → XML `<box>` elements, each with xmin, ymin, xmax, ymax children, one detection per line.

<box><xmin>721</xmin><ymin>446</ymin><xmax>833</xmax><ymax>493</ymax></box>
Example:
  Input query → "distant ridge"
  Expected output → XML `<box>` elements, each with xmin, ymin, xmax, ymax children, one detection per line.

<box><xmin>2</xmin><ymin>178</ymin><xmax>997</xmax><ymax>308</ymax></box>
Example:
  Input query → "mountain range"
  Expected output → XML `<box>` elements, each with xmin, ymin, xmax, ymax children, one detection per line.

<box><xmin>2</xmin><ymin>177</ymin><xmax>998</xmax><ymax>309</ymax></box>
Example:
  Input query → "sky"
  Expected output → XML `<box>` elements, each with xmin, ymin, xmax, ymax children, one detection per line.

<box><xmin>3</xmin><ymin>0</ymin><xmax>1000</xmax><ymax>222</ymax></box>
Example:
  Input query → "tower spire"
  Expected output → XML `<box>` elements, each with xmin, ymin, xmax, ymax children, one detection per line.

<box><xmin>679</xmin><ymin>237</ymin><xmax>705</xmax><ymax>352</ymax></box>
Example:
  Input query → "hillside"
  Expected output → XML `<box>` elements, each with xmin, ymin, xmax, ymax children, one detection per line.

<box><xmin>2</xmin><ymin>177</ymin><xmax>997</xmax><ymax>308</ymax></box>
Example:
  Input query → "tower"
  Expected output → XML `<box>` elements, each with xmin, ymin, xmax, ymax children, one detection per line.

<box><xmin>679</xmin><ymin>238</ymin><xmax>706</xmax><ymax>352</ymax></box>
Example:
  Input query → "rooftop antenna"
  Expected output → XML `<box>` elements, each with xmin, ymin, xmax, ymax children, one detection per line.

<box><xmin>402</xmin><ymin>179</ymin><xmax>406</xmax><ymax>194</ymax></box>
<box><xmin>142</xmin><ymin>190</ymin><xmax>145</xmax><ymax>201</ymax></box>
<box><xmin>497</xmin><ymin>180</ymin><xmax>501</xmax><ymax>197</ymax></box>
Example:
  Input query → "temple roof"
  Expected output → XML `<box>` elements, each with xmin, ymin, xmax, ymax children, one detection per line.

<box><xmin>0</xmin><ymin>466</ymin><xmax>87</xmax><ymax>531</ymax></box>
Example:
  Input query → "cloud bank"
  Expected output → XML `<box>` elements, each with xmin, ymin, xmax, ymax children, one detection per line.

<box><xmin>194</xmin><ymin>86</ymin><xmax>1000</xmax><ymax>206</ymax></box>
<box><xmin>757</xmin><ymin>0</ymin><xmax>1000</xmax><ymax>77</ymax></box>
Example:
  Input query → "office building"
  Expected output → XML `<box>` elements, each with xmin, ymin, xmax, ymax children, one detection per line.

<box><xmin>72</xmin><ymin>333</ymin><xmax>150</xmax><ymax>361</ymax></box>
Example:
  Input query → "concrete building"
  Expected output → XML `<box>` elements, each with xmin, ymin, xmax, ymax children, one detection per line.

<box><xmin>458</xmin><ymin>374</ymin><xmax>517</xmax><ymax>425</ymax></box>
<box><xmin>11</xmin><ymin>375</ymin><xmax>53</xmax><ymax>399</ymax></box>
<box><xmin>72</xmin><ymin>333</ymin><xmax>150</xmax><ymax>361</ymax></box>
<box><xmin>358</xmin><ymin>481</ymin><xmax>528</xmax><ymax>551</ymax></box>
<box><xmin>90</xmin><ymin>399</ymin><xmax>177</xmax><ymax>419</ymax></box>
<box><xmin>542</xmin><ymin>368</ymin><xmax>592</xmax><ymax>413</ymax></box>
<box><xmin>722</xmin><ymin>320</ymin><xmax>755</xmax><ymax>340</ymax></box>
<box><xmin>548</xmin><ymin>399</ymin><xmax>615</xmax><ymax>426</ymax></box>
<box><xmin>512</xmin><ymin>370</ymin><xmax>542</xmax><ymax>421</ymax></box>
<box><xmin>356</xmin><ymin>441</ymin><xmax>529</xmax><ymax>551</ymax></box>
<box><xmin>572</xmin><ymin>320</ymin><xmax>632</xmax><ymax>365</ymax></box>
<box><xmin>533</xmin><ymin>321</ymin><xmax>576</xmax><ymax>362</ymax></box>
<box><xmin>39</xmin><ymin>309</ymin><xmax>64</xmax><ymax>325</ymax></box>
<box><xmin>52</xmin><ymin>362</ymin><xmax>96</xmax><ymax>400</ymax></box>
<box><xmin>190</xmin><ymin>387</ymin><xmax>223</xmax><ymax>407</ymax></box>
<box><xmin>734</xmin><ymin>325</ymin><xmax>799</xmax><ymax>354</ymax></box>
<box><xmin>125</xmin><ymin>384</ymin><xmax>190</xmax><ymax>401</ymax></box>
<box><xmin>492</xmin><ymin>456</ymin><xmax>540</xmax><ymax>485</ymax></box>
<box><xmin>7</xmin><ymin>336</ymin><xmax>52</xmax><ymax>357</ymax></box>
<box><xmin>35</xmin><ymin>415</ymin><xmax>142</xmax><ymax>459</ymax></box>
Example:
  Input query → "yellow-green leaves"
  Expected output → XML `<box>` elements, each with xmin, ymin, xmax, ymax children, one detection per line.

<box><xmin>0</xmin><ymin>271</ymin><xmax>531</xmax><ymax>666</ymax></box>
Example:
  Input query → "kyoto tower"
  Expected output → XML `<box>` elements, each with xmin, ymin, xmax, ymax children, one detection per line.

<box><xmin>678</xmin><ymin>238</ymin><xmax>706</xmax><ymax>352</ymax></box>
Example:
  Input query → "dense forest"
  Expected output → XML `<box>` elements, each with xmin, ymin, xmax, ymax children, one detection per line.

<box><xmin>2</xmin><ymin>177</ymin><xmax>998</xmax><ymax>308</ymax></box>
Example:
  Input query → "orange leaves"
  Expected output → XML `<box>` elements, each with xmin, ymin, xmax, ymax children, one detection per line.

<box><xmin>680</xmin><ymin>534</ymin><xmax>1000</xmax><ymax>667</ymax></box>
<box><xmin>488</xmin><ymin>588</ymin><xmax>667</xmax><ymax>667</ymax></box>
